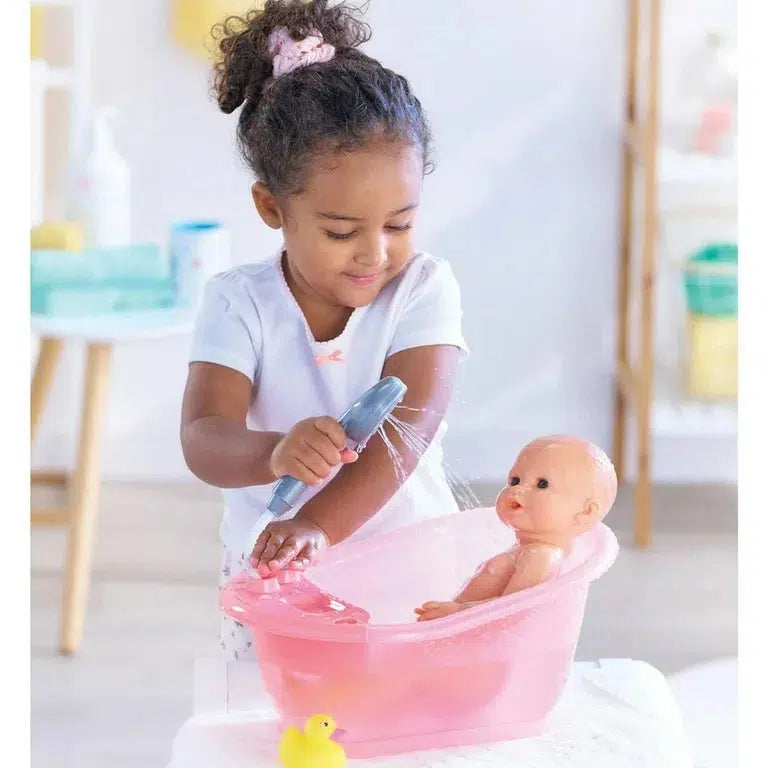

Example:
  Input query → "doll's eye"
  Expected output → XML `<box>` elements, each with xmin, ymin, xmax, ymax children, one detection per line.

<box><xmin>509</xmin><ymin>476</ymin><xmax>520</xmax><ymax>486</ymax></box>
<box><xmin>537</xmin><ymin>479</ymin><xmax>549</xmax><ymax>489</ymax></box>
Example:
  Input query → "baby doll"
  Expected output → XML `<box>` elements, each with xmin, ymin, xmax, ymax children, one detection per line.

<box><xmin>415</xmin><ymin>435</ymin><xmax>617</xmax><ymax>622</ymax></box>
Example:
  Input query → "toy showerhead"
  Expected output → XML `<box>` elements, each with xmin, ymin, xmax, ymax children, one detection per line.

<box><xmin>337</xmin><ymin>376</ymin><xmax>407</xmax><ymax>449</ymax></box>
<box><xmin>266</xmin><ymin>377</ymin><xmax>407</xmax><ymax>518</ymax></box>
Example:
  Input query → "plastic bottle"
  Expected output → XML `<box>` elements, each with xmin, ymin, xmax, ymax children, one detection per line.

<box><xmin>682</xmin><ymin>31</ymin><xmax>737</xmax><ymax>155</ymax></box>
<box><xmin>80</xmin><ymin>107</ymin><xmax>131</xmax><ymax>248</ymax></box>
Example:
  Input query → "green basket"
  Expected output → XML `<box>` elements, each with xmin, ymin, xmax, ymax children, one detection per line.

<box><xmin>683</xmin><ymin>243</ymin><xmax>738</xmax><ymax>317</ymax></box>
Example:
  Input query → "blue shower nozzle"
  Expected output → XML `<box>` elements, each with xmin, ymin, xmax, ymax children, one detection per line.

<box><xmin>266</xmin><ymin>376</ymin><xmax>407</xmax><ymax>518</ymax></box>
<box><xmin>338</xmin><ymin>375</ymin><xmax>408</xmax><ymax>450</ymax></box>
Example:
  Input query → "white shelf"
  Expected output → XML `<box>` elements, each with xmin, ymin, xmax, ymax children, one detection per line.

<box><xmin>31</xmin><ymin>60</ymin><xmax>74</xmax><ymax>90</ymax></box>
<box><xmin>653</xmin><ymin>398</ymin><xmax>737</xmax><ymax>438</ymax></box>
<box><xmin>658</xmin><ymin>146</ymin><xmax>737</xmax><ymax>214</ymax></box>
<box><xmin>650</xmin><ymin>371</ymin><xmax>737</xmax><ymax>438</ymax></box>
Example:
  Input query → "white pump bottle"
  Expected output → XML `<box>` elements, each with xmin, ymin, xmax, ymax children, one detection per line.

<box><xmin>81</xmin><ymin>107</ymin><xmax>131</xmax><ymax>248</ymax></box>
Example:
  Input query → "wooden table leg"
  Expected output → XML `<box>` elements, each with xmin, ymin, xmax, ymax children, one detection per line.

<box><xmin>31</xmin><ymin>337</ymin><xmax>63</xmax><ymax>442</ymax></box>
<box><xmin>59</xmin><ymin>342</ymin><xmax>113</xmax><ymax>654</ymax></box>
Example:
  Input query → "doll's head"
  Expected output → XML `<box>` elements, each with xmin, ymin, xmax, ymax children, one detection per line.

<box><xmin>495</xmin><ymin>435</ymin><xmax>617</xmax><ymax>546</ymax></box>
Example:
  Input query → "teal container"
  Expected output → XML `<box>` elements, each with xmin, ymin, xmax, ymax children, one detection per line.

<box><xmin>30</xmin><ymin>244</ymin><xmax>170</xmax><ymax>288</ymax></box>
<box><xmin>683</xmin><ymin>243</ymin><xmax>738</xmax><ymax>317</ymax></box>
<box><xmin>31</xmin><ymin>280</ymin><xmax>177</xmax><ymax>317</ymax></box>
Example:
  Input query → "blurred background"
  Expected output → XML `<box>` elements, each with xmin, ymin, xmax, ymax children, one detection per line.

<box><xmin>30</xmin><ymin>1</ymin><xmax>737</xmax><ymax>766</ymax></box>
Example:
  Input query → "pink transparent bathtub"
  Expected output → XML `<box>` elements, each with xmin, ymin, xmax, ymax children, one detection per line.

<box><xmin>220</xmin><ymin>507</ymin><xmax>619</xmax><ymax>758</ymax></box>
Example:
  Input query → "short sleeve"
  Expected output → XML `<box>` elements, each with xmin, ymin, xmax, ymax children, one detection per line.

<box><xmin>388</xmin><ymin>256</ymin><xmax>468</xmax><ymax>359</ymax></box>
<box><xmin>188</xmin><ymin>272</ymin><xmax>262</xmax><ymax>383</ymax></box>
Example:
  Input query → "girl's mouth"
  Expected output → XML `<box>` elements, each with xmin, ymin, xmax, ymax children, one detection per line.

<box><xmin>344</xmin><ymin>273</ymin><xmax>379</xmax><ymax>287</ymax></box>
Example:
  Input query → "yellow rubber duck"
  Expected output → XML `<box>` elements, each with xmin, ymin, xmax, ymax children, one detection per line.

<box><xmin>278</xmin><ymin>714</ymin><xmax>347</xmax><ymax>768</ymax></box>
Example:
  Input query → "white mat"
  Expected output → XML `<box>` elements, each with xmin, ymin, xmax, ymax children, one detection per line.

<box><xmin>167</xmin><ymin>659</ymin><xmax>693</xmax><ymax>767</ymax></box>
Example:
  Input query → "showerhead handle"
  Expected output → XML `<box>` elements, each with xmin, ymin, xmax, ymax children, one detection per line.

<box><xmin>266</xmin><ymin>376</ymin><xmax>407</xmax><ymax>518</ymax></box>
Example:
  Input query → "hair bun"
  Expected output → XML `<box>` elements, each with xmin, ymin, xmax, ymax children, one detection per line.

<box><xmin>212</xmin><ymin>0</ymin><xmax>371</xmax><ymax>114</ymax></box>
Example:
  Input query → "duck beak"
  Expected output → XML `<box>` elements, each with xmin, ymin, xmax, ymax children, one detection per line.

<box><xmin>333</xmin><ymin>728</ymin><xmax>348</xmax><ymax>742</ymax></box>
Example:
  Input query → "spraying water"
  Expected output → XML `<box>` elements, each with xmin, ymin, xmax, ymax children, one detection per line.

<box><xmin>378</xmin><ymin>412</ymin><xmax>481</xmax><ymax>511</ymax></box>
<box><xmin>375</xmin><ymin>422</ymin><xmax>409</xmax><ymax>488</ymax></box>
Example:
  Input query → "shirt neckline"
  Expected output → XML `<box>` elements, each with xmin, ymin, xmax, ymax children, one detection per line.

<box><xmin>273</xmin><ymin>250</ymin><xmax>365</xmax><ymax>347</ymax></box>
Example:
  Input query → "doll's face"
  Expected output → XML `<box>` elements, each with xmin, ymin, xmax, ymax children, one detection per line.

<box><xmin>495</xmin><ymin>441</ymin><xmax>603</xmax><ymax>540</ymax></box>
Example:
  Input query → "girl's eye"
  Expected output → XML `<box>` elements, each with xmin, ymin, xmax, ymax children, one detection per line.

<box><xmin>509</xmin><ymin>476</ymin><xmax>520</xmax><ymax>486</ymax></box>
<box><xmin>325</xmin><ymin>230</ymin><xmax>356</xmax><ymax>241</ymax></box>
<box><xmin>386</xmin><ymin>222</ymin><xmax>413</xmax><ymax>233</ymax></box>
<box><xmin>537</xmin><ymin>479</ymin><xmax>549</xmax><ymax>489</ymax></box>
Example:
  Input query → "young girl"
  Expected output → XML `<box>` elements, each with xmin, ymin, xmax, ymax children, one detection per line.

<box><xmin>181</xmin><ymin>0</ymin><xmax>468</xmax><ymax>659</ymax></box>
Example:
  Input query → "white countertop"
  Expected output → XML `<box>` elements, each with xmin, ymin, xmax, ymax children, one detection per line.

<box><xmin>167</xmin><ymin>659</ymin><xmax>693</xmax><ymax>768</ymax></box>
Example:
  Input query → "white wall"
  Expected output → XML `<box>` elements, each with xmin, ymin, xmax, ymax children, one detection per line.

<box><xmin>32</xmin><ymin>0</ymin><xmax>735</xmax><ymax>483</ymax></box>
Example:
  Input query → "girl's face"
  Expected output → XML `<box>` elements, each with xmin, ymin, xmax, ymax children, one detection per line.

<box><xmin>253</xmin><ymin>141</ymin><xmax>424</xmax><ymax>309</ymax></box>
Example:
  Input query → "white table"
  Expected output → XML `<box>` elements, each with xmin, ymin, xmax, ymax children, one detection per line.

<box><xmin>167</xmin><ymin>659</ymin><xmax>693</xmax><ymax>767</ymax></box>
<box><xmin>31</xmin><ymin>309</ymin><xmax>194</xmax><ymax>654</ymax></box>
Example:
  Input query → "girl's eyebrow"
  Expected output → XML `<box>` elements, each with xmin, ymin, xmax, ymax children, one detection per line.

<box><xmin>316</xmin><ymin>203</ymin><xmax>418</xmax><ymax>221</ymax></box>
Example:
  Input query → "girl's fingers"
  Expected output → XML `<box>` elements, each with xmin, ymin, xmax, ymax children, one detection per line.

<box><xmin>289</xmin><ymin>544</ymin><xmax>313</xmax><ymax>570</ymax></box>
<box><xmin>340</xmin><ymin>447</ymin><xmax>358</xmax><ymax>464</ymax></box>
<box><xmin>258</xmin><ymin>534</ymin><xmax>284</xmax><ymax>570</ymax></box>
<box><xmin>250</xmin><ymin>530</ymin><xmax>271</xmax><ymax>564</ymax></box>
<box><xmin>305</xmin><ymin>434</ymin><xmax>344</xmax><ymax>467</ymax></box>
<box><xmin>269</xmin><ymin>537</ymin><xmax>301</xmax><ymax>571</ymax></box>
<box><xmin>289</xmin><ymin>456</ymin><xmax>324</xmax><ymax>485</ymax></box>
<box><xmin>295</xmin><ymin>449</ymin><xmax>330</xmax><ymax>482</ymax></box>
<box><xmin>312</xmin><ymin>417</ymin><xmax>347</xmax><ymax>451</ymax></box>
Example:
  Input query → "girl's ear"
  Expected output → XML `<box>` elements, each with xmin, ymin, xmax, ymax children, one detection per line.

<box><xmin>251</xmin><ymin>183</ymin><xmax>283</xmax><ymax>229</ymax></box>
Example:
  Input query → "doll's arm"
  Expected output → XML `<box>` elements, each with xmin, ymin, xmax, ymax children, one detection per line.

<box><xmin>501</xmin><ymin>545</ymin><xmax>556</xmax><ymax>595</ymax></box>
<box><xmin>415</xmin><ymin>552</ymin><xmax>515</xmax><ymax>621</ymax></box>
<box><xmin>453</xmin><ymin>552</ymin><xmax>516</xmax><ymax>603</ymax></box>
<box><xmin>416</xmin><ymin>547</ymin><xmax>557</xmax><ymax>621</ymax></box>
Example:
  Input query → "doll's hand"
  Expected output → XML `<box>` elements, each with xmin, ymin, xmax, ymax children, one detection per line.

<box><xmin>251</xmin><ymin>518</ymin><xmax>330</xmax><ymax>576</ymax></box>
<box><xmin>414</xmin><ymin>601</ymin><xmax>461</xmax><ymax>622</ymax></box>
<box><xmin>270</xmin><ymin>417</ymin><xmax>358</xmax><ymax>484</ymax></box>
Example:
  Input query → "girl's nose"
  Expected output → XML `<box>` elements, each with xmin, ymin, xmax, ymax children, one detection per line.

<box><xmin>354</xmin><ymin>235</ymin><xmax>387</xmax><ymax>267</ymax></box>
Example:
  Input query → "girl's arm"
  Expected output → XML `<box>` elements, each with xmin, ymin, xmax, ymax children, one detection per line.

<box><xmin>255</xmin><ymin>344</ymin><xmax>461</xmax><ymax>567</ymax></box>
<box><xmin>182</xmin><ymin>362</ymin><xmax>356</xmax><ymax>492</ymax></box>
<box><xmin>300</xmin><ymin>344</ymin><xmax>461</xmax><ymax>542</ymax></box>
<box><xmin>181</xmin><ymin>362</ymin><xmax>281</xmax><ymax>487</ymax></box>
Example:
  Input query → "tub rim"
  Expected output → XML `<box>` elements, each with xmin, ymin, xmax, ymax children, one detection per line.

<box><xmin>223</xmin><ymin>514</ymin><xmax>619</xmax><ymax>644</ymax></box>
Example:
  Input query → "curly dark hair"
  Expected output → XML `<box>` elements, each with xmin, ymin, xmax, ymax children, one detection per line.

<box><xmin>211</xmin><ymin>0</ymin><xmax>433</xmax><ymax>195</ymax></box>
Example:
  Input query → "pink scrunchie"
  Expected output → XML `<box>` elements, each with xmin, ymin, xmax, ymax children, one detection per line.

<box><xmin>267</xmin><ymin>27</ymin><xmax>336</xmax><ymax>77</ymax></box>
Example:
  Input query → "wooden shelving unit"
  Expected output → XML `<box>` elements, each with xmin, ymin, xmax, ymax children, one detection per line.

<box><xmin>613</xmin><ymin>0</ymin><xmax>737</xmax><ymax>548</ymax></box>
<box><xmin>613</xmin><ymin>0</ymin><xmax>662</xmax><ymax>548</ymax></box>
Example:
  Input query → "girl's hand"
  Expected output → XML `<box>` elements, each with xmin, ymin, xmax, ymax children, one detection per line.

<box><xmin>270</xmin><ymin>416</ymin><xmax>358</xmax><ymax>484</ymax></box>
<box><xmin>414</xmin><ymin>601</ymin><xmax>461</xmax><ymax>622</ymax></box>
<box><xmin>251</xmin><ymin>518</ymin><xmax>330</xmax><ymax>575</ymax></box>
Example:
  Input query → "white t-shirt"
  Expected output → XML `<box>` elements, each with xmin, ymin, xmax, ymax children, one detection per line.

<box><xmin>188</xmin><ymin>250</ymin><xmax>468</xmax><ymax>554</ymax></box>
